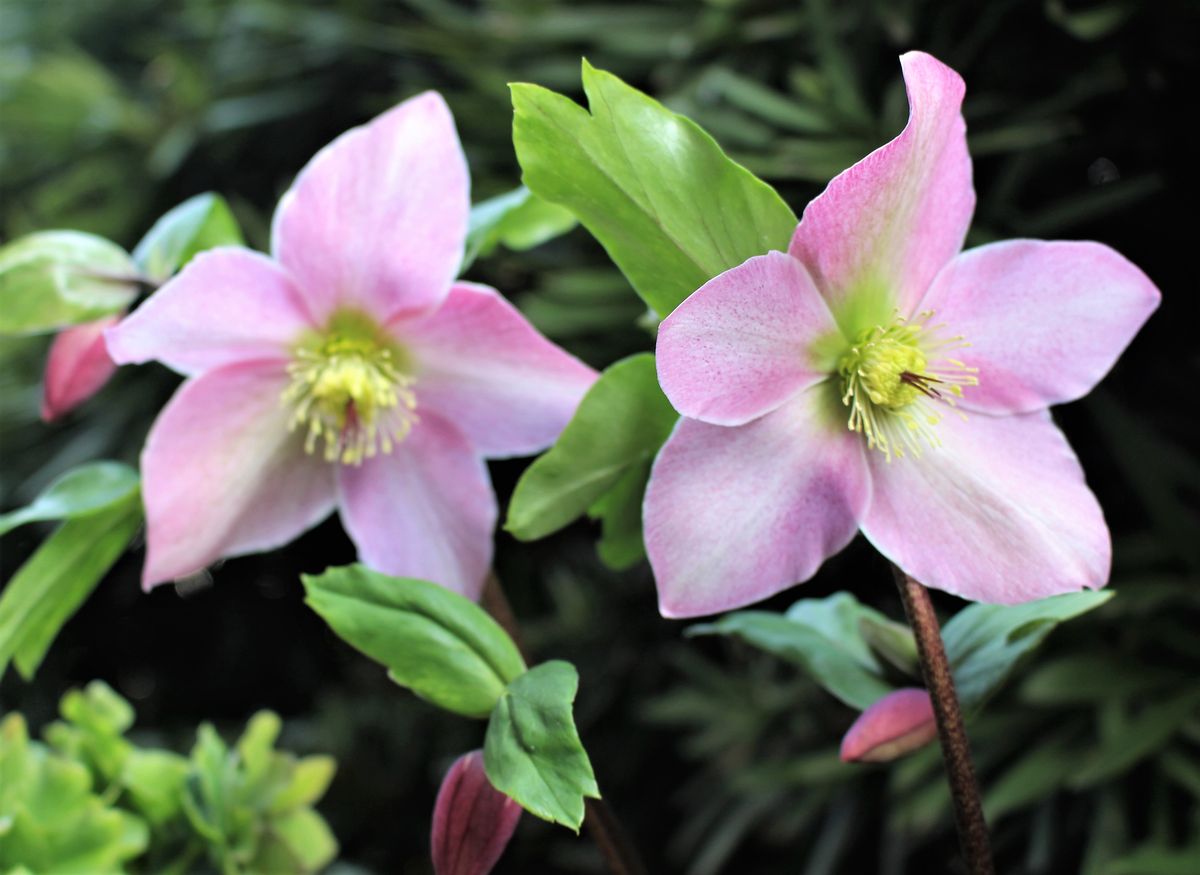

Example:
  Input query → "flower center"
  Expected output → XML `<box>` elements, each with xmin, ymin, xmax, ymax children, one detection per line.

<box><xmin>282</xmin><ymin>329</ymin><xmax>417</xmax><ymax>466</ymax></box>
<box><xmin>837</xmin><ymin>312</ymin><xmax>978</xmax><ymax>461</ymax></box>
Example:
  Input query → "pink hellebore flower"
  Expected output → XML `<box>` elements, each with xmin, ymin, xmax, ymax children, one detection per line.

<box><xmin>41</xmin><ymin>315</ymin><xmax>121</xmax><ymax>421</ymax></box>
<box><xmin>106</xmin><ymin>93</ymin><xmax>596</xmax><ymax>597</ymax></box>
<box><xmin>840</xmin><ymin>688</ymin><xmax>937</xmax><ymax>763</ymax></box>
<box><xmin>431</xmin><ymin>750</ymin><xmax>522</xmax><ymax>875</ymax></box>
<box><xmin>646</xmin><ymin>52</ymin><xmax>1160</xmax><ymax>617</ymax></box>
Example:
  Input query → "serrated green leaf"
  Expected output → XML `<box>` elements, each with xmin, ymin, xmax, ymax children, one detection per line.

<box><xmin>302</xmin><ymin>565</ymin><xmax>526</xmax><ymax>718</ymax></box>
<box><xmin>464</xmin><ymin>186</ymin><xmax>577</xmax><ymax>269</ymax></box>
<box><xmin>506</xmin><ymin>353</ymin><xmax>676</xmax><ymax>542</ymax></box>
<box><xmin>132</xmin><ymin>193</ymin><xmax>243</xmax><ymax>282</ymax></box>
<box><xmin>0</xmin><ymin>231</ymin><xmax>139</xmax><ymax>335</ymax></box>
<box><xmin>483</xmin><ymin>660</ymin><xmax>599</xmax><ymax>830</ymax></box>
<box><xmin>512</xmin><ymin>61</ymin><xmax>796</xmax><ymax>316</ymax></box>
<box><xmin>269</xmin><ymin>756</ymin><xmax>336</xmax><ymax>814</ymax></box>
<box><xmin>0</xmin><ymin>462</ymin><xmax>138</xmax><ymax>536</ymax></box>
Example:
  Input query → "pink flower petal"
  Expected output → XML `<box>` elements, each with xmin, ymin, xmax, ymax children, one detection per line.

<box><xmin>140</xmin><ymin>362</ymin><xmax>336</xmax><ymax>589</ymax></box>
<box><xmin>860</xmin><ymin>409</ymin><xmax>1110</xmax><ymax>604</ymax></box>
<box><xmin>271</xmin><ymin>92</ymin><xmax>469</xmax><ymax>325</ymax></box>
<box><xmin>656</xmin><ymin>252</ymin><xmax>841</xmax><ymax>426</ymax></box>
<box><xmin>431</xmin><ymin>750</ymin><xmax>522</xmax><ymax>875</ymax></box>
<box><xmin>645</xmin><ymin>387</ymin><xmax>869</xmax><ymax>618</ymax></box>
<box><xmin>840</xmin><ymin>688</ymin><xmax>937</xmax><ymax>763</ymax></box>
<box><xmin>789</xmin><ymin>52</ymin><xmax>974</xmax><ymax>326</ymax></box>
<box><xmin>105</xmin><ymin>248</ymin><xmax>312</xmax><ymax>376</ymax></box>
<box><xmin>337</xmin><ymin>412</ymin><xmax>496</xmax><ymax>600</ymax></box>
<box><xmin>41</xmin><ymin>315</ymin><xmax>120</xmax><ymax>421</ymax></box>
<box><xmin>917</xmin><ymin>240</ymin><xmax>1161</xmax><ymax>414</ymax></box>
<box><xmin>398</xmin><ymin>283</ymin><xmax>597</xmax><ymax>458</ymax></box>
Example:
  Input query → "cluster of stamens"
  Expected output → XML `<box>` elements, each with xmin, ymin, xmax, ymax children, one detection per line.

<box><xmin>282</xmin><ymin>336</ymin><xmax>417</xmax><ymax>466</ymax></box>
<box><xmin>837</xmin><ymin>311</ymin><xmax>979</xmax><ymax>461</ymax></box>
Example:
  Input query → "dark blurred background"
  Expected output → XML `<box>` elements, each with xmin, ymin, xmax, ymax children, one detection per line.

<box><xmin>2</xmin><ymin>1</ymin><xmax>1198</xmax><ymax>873</ymax></box>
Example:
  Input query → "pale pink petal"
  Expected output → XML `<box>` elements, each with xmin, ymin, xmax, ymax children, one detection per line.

<box><xmin>645</xmin><ymin>386</ymin><xmax>869</xmax><ymax>618</ymax></box>
<box><xmin>337</xmin><ymin>412</ymin><xmax>496</xmax><ymax>600</ymax></box>
<box><xmin>840</xmin><ymin>688</ymin><xmax>937</xmax><ymax>763</ymax></box>
<box><xmin>789</xmin><ymin>52</ymin><xmax>974</xmax><ymax>326</ymax></box>
<box><xmin>271</xmin><ymin>92</ymin><xmax>469</xmax><ymax>324</ymax></box>
<box><xmin>397</xmin><ymin>283</ymin><xmax>597</xmax><ymax>458</ymax></box>
<box><xmin>105</xmin><ymin>248</ymin><xmax>312</xmax><ymax>376</ymax></box>
<box><xmin>917</xmin><ymin>240</ymin><xmax>1161</xmax><ymax>414</ymax></box>
<box><xmin>140</xmin><ymin>362</ymin><xmax>337</xmax><ymax>589</ymax></box>
<box><xmin>861</xmin><ymin>409</ymin><xmax>1110</xmax><ymax>604</ymax></box>
<box><xmin>656</xmin><ymin>252</ymin><xmax>841</xmax><ymax>427</ymax></box>
<box><xmin>431</xmin><ymin>750</ymin><xmax>522</xmax><ymax>875</ymax></box>
<box><xmin>41</xmin><ymin>315</ymin><xmax>120</xmax><ymax>421</ymax></box>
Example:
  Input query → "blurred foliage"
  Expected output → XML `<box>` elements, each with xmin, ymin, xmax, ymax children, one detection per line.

<box><xmin>2</xmin><ymin>0</ymin><xmax>1198</xmax><ymax>873</ymax></box>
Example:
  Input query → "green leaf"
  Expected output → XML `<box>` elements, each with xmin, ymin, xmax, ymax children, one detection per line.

<box><xmin>506</xmin><ymin>353</ymin><xmax>676</xmax><ymax>542</ymax></box>
<box><xmin>1070</xmin><ymin>691</ymin><xmax>1200</xmax><ymax>788</ymax></box>
<box><xmin>302</xmin><ymin>565</ymin><xmax>526</xmax><ymax>718</ymax></box>
<box><xmin>688</xmin><ymin>593</ymin><xmax>895</xmax><ymax>709</ymax></box>
<box><xmin>0</xmin><ymin>461</ymin><xmax>139</xmax><ymax>536</ymax></box>
<box><xmin>255</xmin><ymin>807</ymin><xmax>338</xmax><ymax>873</ymax></box>
<box><xmin>512</xmin><ymin>61</ymin><xmax>797</xmax><ymax>316</ymax></box>
<box><xmin>132</xmin><ymin>193</ymin><xmax>243</xmax><ymax>282</ymax></box>
<box><xmin>464</xmin><ymin>186</ymin><xmax>577</xmax><ymax>269</ymax></box>
<box><xmin>942</xmin><ymin>590</ymin><xmax>1114</xmax><ymax>712</ymax></box>
<box><xmin>0</xmin><ymin>490</ymin><xmax>143</xmax><ymax>680</ymax></box>
<box><xmin>587</xmin><ymin>457</ymin><xmax>653</xmax><ymax>570</ymax></box>
<box><xmin>0</xmin><ymin>231</ymin><xmax>139</xmax><ymax>335</ymax></box>
<box><xmin>483</xmin><ymin>660</ymin><xmax>600</xmax><ymax>830</ymax></box>
<box><xmin>1102</xmin><ymin>845</ymin><xmax>1200</xmax><ymax>875</ymax></box>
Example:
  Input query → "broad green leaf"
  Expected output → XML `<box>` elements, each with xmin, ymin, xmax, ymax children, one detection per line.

<box><xmin>132</xmin><ymin>192</ymin><xmax>243</xmax><ymax>282</ymax></box>
<box><xmin>0</xmin><ymin>461</ymin><xmax>139</xmax><ymax>536</ymax></box>
<box><xmin>689</xmin><ymin>593</ymin><xmax>895</xmax><ymax>709</ymax></box>
<box><xmin>302</xmin><ymin>565</ymin><xmax>526</xmax><ymax>718</ymax></box>
<box><xmin>463</xmin><ymin>186</ymin><xmax>577</xmax><ymax>269</ymax></box>
<box><xmin>483</xmin><ymin>660</ymin><xmax>600</xmax><ymax>830</ymax></box>
<box><xmin>942</xmin><ymin>590</ymin><xmax>1114</xmax><ymax>711</ymax></box>
<box><xmin>586</xmin><ymin>457</ymin><xmax>653</xmax><ymax>570</ymax></box>
<box><xmin>512</xmin><ymin>61</ymin><xmax>797</xmax><ymax>316</ymax></box>
<box><xmin>0</xmin><ymin>231</ymin><xmax>139</xmax><ymax>334</ymax></box>
<box><xmin>506</xmin><ymin>353</ymin><xmax>676</xmax><ymax>541</ymax></box>
<box><xmin>0</xmin><ymin>490</ymin><xmax>143</xmax><ymax>680</ymax></box>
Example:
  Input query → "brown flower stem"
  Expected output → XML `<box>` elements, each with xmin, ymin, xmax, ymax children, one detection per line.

<box><xmin>893</xmin><ymin>565</ymin><xmax>995</xmax><ymax>875</ymax></box>
<box><xmin>481</xmin><ymin>573</ymin><xmax>648</xmax><ymax>875</ymax></box>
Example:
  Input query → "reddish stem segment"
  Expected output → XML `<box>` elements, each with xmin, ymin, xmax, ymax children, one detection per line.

<box><xmin>892</xmin><ymin>566</ymin><xmax>995</xmax><ymax>875</ymax></box>
<box><xmin>481</xmin><ymin>574</ymin><xmax>648</xmax><ymax>875</ymax></box>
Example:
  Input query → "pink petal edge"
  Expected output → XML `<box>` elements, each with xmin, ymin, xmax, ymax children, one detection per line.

<box><xmin>431</xmin><ymin>751</ymin><xmax>522</xmax><ymax>875</ymax></box>
<box><xmin>41</xmin><ymin>315</ymin><xmax>120</xmax><ymax>421</ymax></box>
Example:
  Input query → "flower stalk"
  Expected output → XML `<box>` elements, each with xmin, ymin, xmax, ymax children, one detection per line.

<box><xmin>892</xmin><ymin>565</ymin><xmax>994</xmax><ymax>875</ymax></box>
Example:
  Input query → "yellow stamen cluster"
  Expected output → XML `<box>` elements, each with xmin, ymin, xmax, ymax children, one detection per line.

<box><xmin>282</xmin><ymin>335</ymin><xmax>417</xmax><ymax>465</ymax></box>
<box><xmin>838</xmin><ymin>311</ymin><xmax>978</xmax><ymax>461</ymax></box>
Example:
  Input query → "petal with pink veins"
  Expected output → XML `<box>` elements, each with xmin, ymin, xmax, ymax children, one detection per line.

<box><xmin>840</xmin><ymin>688</ymin><xmax>937</xmax><ymax>763</ymax></box>
<box><xmin>861</xmin><ymin>409</ymin><xmax>1110</xmax><ymax>605</ymax></box>
<box><xmin>398</xmin><ymin>283</ymin><xmax>597</xmax><ymax>458</ymax></box>
<box><xmin>917</xmin><ymin>240</ymin><xmax>1161</xmax><ymax>414</ymax></box>
<box><xmin>657</xmin><ymin>252</ymin><xmax>842</xmax><ymax>427</ymax></box>
<box><xmin>272</xmin><ymin>92</ymin><xmax>469</xmax><ymax>325</ymax></box>
<box><xmin>789</xmin><ymin>51</ymin><xmax>974</xmax><ymax>327</ymax></box>
<box><xmin>139</xmin><ymin>361</ymin><xmax>337</xmax><ymax>589</ymax></box>
<box><xmin>105</xmin><ymin>248</ymin><xmax>313</xmax><ymax>376</ymax></box>
<box><xmin>42</xmin><ymin>315</ymin><xmax>120</xmax><ymax>421</ymax></box>
<box><xmin>431</xmin><ymin>750</ymin><xmax>522</xmax><ymax>875</ymax></box>
<box><xmin>337</xmin><ymin>412</ymin><xmax>496</xmax><ymax>600</ymax></box>
<box><xmin>645</xmin><ymin>386</ymin><xmax>870</xmax><ymax>618</ymax></box>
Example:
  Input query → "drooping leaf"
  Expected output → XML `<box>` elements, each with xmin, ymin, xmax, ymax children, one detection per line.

<box><xmin>0</xmin><ymin>461</ymin><xmax>139</xmax><ymax>536</ymax></box>
<box><xmin>132</xmin><ymin>192</ymin><xmax>244</xmax><ymax>282</ymax></box>
<box><xmin>483</xmin><ymin>660</ymin><xmax>599</xmax><ymax>830</ymax></box>
<box><xmin>512</xmin><ymin>61</ymin><xmax>797</xmax><ymax>316</ymax></box>
<box><xmin>463</xmin><ymin>186</ymin><xmax>577</xmax><ymax>270</ymax></box>
<box><xmin>506</xmin><ymin>353</ymin><xmax>676</xmax><ymax>543</ymax></box>
<box><xmin>302</xmin><ymin>565</ymin><xmax>526</xmax><ymax>718</ymax></box>
<box><xmin>0</xmin><ymin>231</ymin><xmax>139</xmax><ymax>335</ymax></box>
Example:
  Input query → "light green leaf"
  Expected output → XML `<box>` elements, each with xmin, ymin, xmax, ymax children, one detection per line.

<box><xmin>0</xmin><ymin>231</ymin><xmax>139</xmax><ymax>335</ymax></box>
<box><xmin>256</xmin><ymin>807</ymin><xmax>338</xmax><ymax>873</ymax></box>
<box><xmin>483</xmin><ymin>660</ymin><xmax>600</xmax><ymax>830</ymax></box>
<box><xmin>506</xmin><ymin>353</ymin><xmax>676</xmax><ymax>542</ymax></box>
<box><xmin>942</xmin><ymin>590</ymin><xmax>1114</xmax><ymax>711</ymax></box>
<box><xmin>0</xmin><ymin>490</ymin><xmax>143</xmax><ymax>680</ymax></box>
<box><xmin>0</xmin><ymin>461</ymin><xmax>139</xmax><ymax>537</ymax></box>
<box><xmin>132</xmin><ymin>193</ymin><xmax>243</xmax><ymax>282</ymax></box>
<box><xmin>512</xmin><ymin>61</ymin><xmax>797</xmax><ymax>316</ymax></box>
<box><xmin>464</xmin><ymin>186</ymin><xmax>577</xmax><ymax>269</ymax></box>
<box><xmin>302</xmin><ymin>565</ymin><xmax>527</xmax><ymax>718</ymax></box>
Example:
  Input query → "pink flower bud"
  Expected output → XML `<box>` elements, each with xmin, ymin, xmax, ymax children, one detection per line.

<box><xmin>41</xmin><ymin>315</ymin><xmax>121</xmax><ymax>422</ymax></box>
<box><xmin>840</xmin><ymin>687</ymin><xmax>937</xmax><ymax>763</ymax></box>
<box><xmin>432</xmin><ymin>750</ymin><xmax>522</xmax><ymax>875</ymax></box>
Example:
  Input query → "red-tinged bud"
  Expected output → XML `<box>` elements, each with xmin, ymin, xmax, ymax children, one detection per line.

<box><xmin>840</xmin><ymin>687</ymin><xmax>937</xmax><ymax>763</ymax></box>
<box><xmin>432</xmin><ymin>750</ymin><xmax>522</xmax><ymax>875</ymax></box>
<box><xmin>41</xmin><ymin>315</ymin><xmax>121</xmax><ymax>422</ymax></box>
